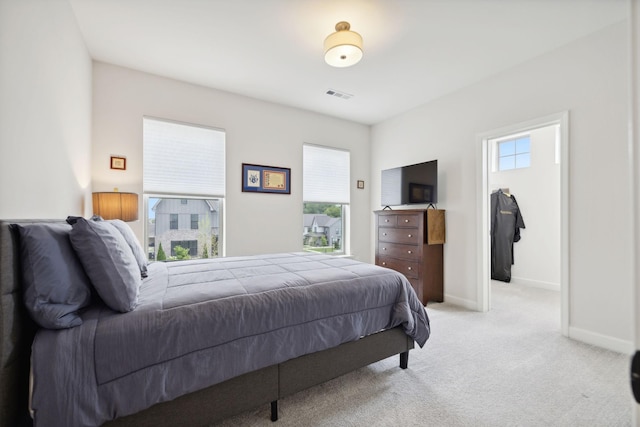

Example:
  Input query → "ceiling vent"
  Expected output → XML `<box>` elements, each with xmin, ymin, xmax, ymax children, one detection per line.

<box><xmin>326</xmin><ymin>89</ymin><xmax>353</xmax><ymax>100</ymax></box>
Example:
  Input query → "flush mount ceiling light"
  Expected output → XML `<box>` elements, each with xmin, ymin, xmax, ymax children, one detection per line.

<box><xmin>324</xmin><ymin>21</ymin><xmax>363</xmax><ymax>67</ymax></box>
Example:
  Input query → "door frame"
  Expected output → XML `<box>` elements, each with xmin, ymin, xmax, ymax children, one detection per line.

<box><xmin>629</xmin><ymin>0</ymin><xmax>639</xmax><ymax>422</ymax></box>
<box><xmin>476</xmin><ymin>111</ymin><xmax>569</xmax><ymax>336</ymax></box>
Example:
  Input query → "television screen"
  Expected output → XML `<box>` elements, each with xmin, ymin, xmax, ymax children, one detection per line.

<box><xmin>381</xmin><ymin>160</ymin><xmax>438</xmax><ymax>206</ymax></box>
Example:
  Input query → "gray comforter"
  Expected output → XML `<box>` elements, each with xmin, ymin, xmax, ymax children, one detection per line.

<box><xmin>30</xmin><ymin>252</ymin><xmax>430</xmax><ymax>427</ymax></box>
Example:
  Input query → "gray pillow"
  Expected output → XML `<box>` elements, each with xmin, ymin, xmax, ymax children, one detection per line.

<box><xmin>106</xmin><ymin>220</ymin><xmax>148</xmax><ymax>278</ymax></box>
<box><xmin>69</xmin><ymin>218</ymin><xmax>140</xmax><ymax>312</ymax></box>
<box><xmin>11</xmin><ymin>223</ymin><xmax>92</xmax><ymax>329</ymax></box>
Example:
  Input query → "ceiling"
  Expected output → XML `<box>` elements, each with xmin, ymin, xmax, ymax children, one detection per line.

<box><xmin>68</xmin><ymin>0</ymin><xmax>627</xmax><ymax>125</ymax></box>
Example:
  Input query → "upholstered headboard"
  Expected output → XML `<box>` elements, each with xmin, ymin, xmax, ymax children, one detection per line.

<box><xmin>0</xmin><ymin>220</ymin><xmax>63</xmax><ymax>427</ymax></box>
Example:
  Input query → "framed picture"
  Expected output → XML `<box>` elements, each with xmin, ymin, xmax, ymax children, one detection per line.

<box><xmin>357</xmin><ymin>180</ymin><xmax>365</xmax><ymax>189</ymax></box>
<box><xmin>110</xmin><ymin>156</ymin><xmax>126</xmax><ymax>170</ymax></box>
<box><xmin>242</xmin><ymin>163</ymin><xmax>291</xmax><ymax>194</ymax></box>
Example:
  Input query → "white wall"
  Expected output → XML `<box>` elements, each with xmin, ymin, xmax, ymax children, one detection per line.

<box><xmin>0</xmin><ymin>0</ymin><xmax>92</xmax><ymax>218</ymax></box>
<box><xmin>92</xmin><ymin>62</ymin><xmax>371</xmax><ymax>259</ymax></box>
<box><xmin>489</xmin><ymin>126</ymin><xmax>561</xmax><ymax>289</ymax></box>
<box><xmin>371</xmin><ymin>22</ymin><xmax>632</xmax><ymax>351</ymax></box>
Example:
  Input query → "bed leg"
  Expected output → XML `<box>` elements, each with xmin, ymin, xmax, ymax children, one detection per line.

<box><xmin>400</xmin><ymin>351</ymin><xmax>409</xmax><ymax>369</ymax></box>
<box><xmin>271</xmin><ymin>400</ymin><xmax>278</xmax><ymax>422</ymax></box>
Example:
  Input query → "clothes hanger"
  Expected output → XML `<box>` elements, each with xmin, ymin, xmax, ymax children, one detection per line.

<box><xmin>491</xmin><ymin>187</ymin><xmax>511</xmax><ymax>196</ymax></box>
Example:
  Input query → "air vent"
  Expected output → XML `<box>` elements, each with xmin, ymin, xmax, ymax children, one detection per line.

<box><xmin>326</xmin><ymin>89</ymin><xmax>353</xmax><ymax>100</ymax></box>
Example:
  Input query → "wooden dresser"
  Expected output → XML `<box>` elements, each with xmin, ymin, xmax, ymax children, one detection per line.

<box><xmin>374</xmin><ymin>209</ymin><xmax>445</xmax><ymax>305</ymax></box>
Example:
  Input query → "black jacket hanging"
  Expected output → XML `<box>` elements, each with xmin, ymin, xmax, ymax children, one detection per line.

<box><xmin>490</xmin><ymin>190</ymin><xmax>525</xmax><ymax>283</ymax></box>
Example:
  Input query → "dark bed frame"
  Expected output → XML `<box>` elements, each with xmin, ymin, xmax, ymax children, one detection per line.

<box><xmin>0</xmin><ymin>220</ymin><xmax>414</xmax><ymax>427</ymax></box>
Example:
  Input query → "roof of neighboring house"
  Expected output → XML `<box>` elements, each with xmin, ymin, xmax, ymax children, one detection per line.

<box><xmin>152</xmin><ymin>198</ymin><xmax>218</xmax><ymax>212</ymax></box>
<box><xmin>312</xmin><ymin>215</ymin><xmax>341</xmax><ymax>228</ymax></box>
<box><xmin>324</xmin><ymin>217</ymin><xmax>340</xmax><ymax>228</ymax></box>
<box><xmin>204</xmin><ymin>200</ymin><xmax>218</xmax><ymax>212</ymax></box>
<box><xmin>311</xmin><ymin>214</ymin><xmax>330</xmax><ymax>227</ymax></box>
<box><xmin>303</xmin><ymin>214</ymin><xmax>341</xmax><ymax>228</ymax></box>
<box><xmin>303</xmin><ymin>214</ymin><xmax>316</xmax><ymax>228</ymax></box>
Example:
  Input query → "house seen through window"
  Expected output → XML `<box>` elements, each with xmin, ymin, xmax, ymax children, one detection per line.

<box><xmin>143</xmin><ymin>117</ymin><xmax>225</xmax><ymax>261</ymax></box>
<box><xmin>148</xmin><ymin>198</ymin><xmax>221</xmax><ymax>261</ymax></box>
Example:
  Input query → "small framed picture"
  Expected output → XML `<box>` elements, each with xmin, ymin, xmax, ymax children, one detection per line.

<box><xmin>110</xmin><ymin>156</ymin><xmax>126</xmax><ymax>170</ymax></box>
<box><xmin>357</xmin><ymin>180</ymin><xmax>365</xmax><ymax>189</ymax></box>
<box><xmin>242</xmin><ymin>163</ymin><xmax>291</xmax><ymax>194</ymax></box>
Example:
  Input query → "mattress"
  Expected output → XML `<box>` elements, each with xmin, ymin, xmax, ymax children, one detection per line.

<box><xmin>30</xmin><ymin>252</ymin><xmax>430</xmax><ymax>427</ymax></box>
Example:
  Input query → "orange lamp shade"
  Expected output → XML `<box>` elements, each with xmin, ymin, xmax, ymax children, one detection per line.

<box><xmin>92</xmin><ymin>192</ymin><xmax>139</xmax><ymax>221</ymax></box>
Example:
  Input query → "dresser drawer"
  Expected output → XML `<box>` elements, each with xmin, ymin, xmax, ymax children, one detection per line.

<box><xmin>378</xmin><ymin>215</ymin><xmax>397</xmax><ymax>227</ymax></box>
<box><xmin>378</xmin><ymin>227</ymin><xmax>422</xmax><ymax>245</ymax></box>
<box><xmin>377</xmin><ymin>256</ymin><xmax>420</xmax><ymax>279</ymax></box>
<box><xmin>378</xmin><ymin>241</ymin><xmax>421</xmax><ymax>260</ymax></box>
<box><xmin>395</xmin><ymin>213</ymin><xmax>422</xmax><ymax>228</ymax></box>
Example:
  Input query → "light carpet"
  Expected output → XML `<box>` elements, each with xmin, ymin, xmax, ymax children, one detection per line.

<box><xmin>215</xmin><ymin>282</ymin><xmax>632</xmax><ymax>426</ymax></box>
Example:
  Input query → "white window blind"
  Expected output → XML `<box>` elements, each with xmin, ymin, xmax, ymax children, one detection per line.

<box><xmin>143</xmin><ymin>118</ymin><xmax>225</xmax><ymax>196</ymax></box>
<box><xmin>303</xmin><ymin>144</ymin><xmax>350</xmax><ymax>203</ymax></box>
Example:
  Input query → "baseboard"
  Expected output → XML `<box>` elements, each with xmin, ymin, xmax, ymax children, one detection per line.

<box><xmin>442</xmin><ymin>294</ymin><xmax>633</xmax><ymax>354</ymax></box>
<box><xmin>510</xmin><ymin>277</ymin><xmax>560</xmax><ymax>291</ymax></box>
<box><xmin>441</xmin><ymin>293</ymin><xmax>478</xmax><ymax>311</ymax></box>
<box><xmin>569</xmin><ymin>326</ymin><xmax>634</xmax><ymax>354</ymax></box>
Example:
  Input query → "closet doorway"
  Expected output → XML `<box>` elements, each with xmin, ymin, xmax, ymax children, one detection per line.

<box><xmin>476</xmin><ymin>112</ymin><xmax>569</xmax><ymax>336</ymax></box>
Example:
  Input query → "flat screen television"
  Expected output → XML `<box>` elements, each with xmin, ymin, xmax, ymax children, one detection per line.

<box><xmin>381</xmin><ymin>160</ymin><xmax>438</xmax><ymax>207</ymax></box>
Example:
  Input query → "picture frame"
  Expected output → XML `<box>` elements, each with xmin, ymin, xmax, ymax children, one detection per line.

<box><xmin>110</xmin><ymin>156</ymin><xmax>126</xmax><ymax>170</ymax></box>
<box><xmin>357</xmin><ymin>180</ymin><xmax>365</xmax><ymax>189</ymax></box>
<box><xmin>242</xmin><ymin>163</ymin><xmax>291</xmax><ymax>194</ymax></box>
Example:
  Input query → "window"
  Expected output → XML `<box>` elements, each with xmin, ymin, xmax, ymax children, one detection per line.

<box><xmin>171</xmin><ymin>240</ymin><xmax>198</xmax><ymax>259</ymax></box>
<box><xmin>498</xmin><ymin>135</ymin><xmax>530</xmax><ymax>170</ymax></box>
<box><xmin>148</xmin><ymin>198</ymin><xmax>221</xmax><ymax>261</ymax></box>
<box><xmin>143</xmin><ymin>117</ymin><xmax>225</xmax><ymax>261</ymax></box>
<box><xmin>303</xmin><ymin>144</ymin><xmax>350</xmax><ymax>254</ymax></box>
<box><xmin>169</xmin><ymin>214</ymin><xmax>178</xmax><ymax>230</ymax></box>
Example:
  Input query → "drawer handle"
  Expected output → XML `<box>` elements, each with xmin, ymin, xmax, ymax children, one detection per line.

<box><xmin>382</xmin><ymin>262</ymin><xmax>386</xmax><ymax>266</ymax></box>
<box><xmin>407</xmin><ymin>267</ymin><xmax>412</xmax><ymax>271</ymax></box>
<box><xmin>385</xmin><ymin>219</ymin><xmax>390</xmax><ymax>222</ymax></box>
<box><xmin>404</xmin><ymin>219</ymin><xmax>409</xmax><ymax>223</ymax></box>
<box><xmin>382</xmin><ymin>247</ymin><xmax>387</xmax><ymax>251</ymax></box>
<box><xmin>383</xmin><ymin>232</ymin><xmax>387</xmax><ymax>236</ymax></box>
<box><xmin>407</xmin><ymin>250</ymin><xmax>412</xmax><ymax>254</ymax></box>
<box><xmin>408</xmin><ymin>234</ymin><xmax>412</xmax><ymax>238</ymax></box>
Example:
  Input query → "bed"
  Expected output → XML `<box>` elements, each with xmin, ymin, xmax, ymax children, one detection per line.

<box><xmin>0</xmin><ymin>219</ymin><xmax>430</xmax><ymax>427</ymax></box>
